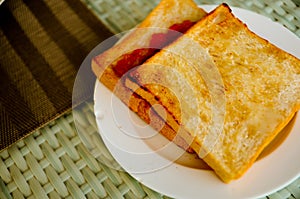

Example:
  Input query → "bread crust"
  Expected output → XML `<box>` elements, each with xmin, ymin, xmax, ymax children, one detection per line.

<box><xmin>126</xmin><ymin>4</ymin><xmax>300</xmax><ymax>182</ymax></box>
<box><xmin>92</xmin><ymin>0</ymin><xmax>206</xmax><ymax>152</ymax></box>
<box><xmin>93</xmin><ymin>1</ymin><xmax>300</xmax><ymax>182</ymax></box>
<box><xmin>92</xmin><ymin>0</ymin><xmax>206</xmax><ymax>80</ymax></box>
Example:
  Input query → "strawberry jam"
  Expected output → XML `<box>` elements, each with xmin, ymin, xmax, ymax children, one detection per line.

<box><xmin>113</xmin><ymin>20</ymin><xmax>195</xmax><ymax>77</ymax></box>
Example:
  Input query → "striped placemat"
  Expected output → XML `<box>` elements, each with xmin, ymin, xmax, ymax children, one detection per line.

<box><xmin>0</xmin><ymin>0</ymin><xmax>113</xmax><ymax>150</ymax></box>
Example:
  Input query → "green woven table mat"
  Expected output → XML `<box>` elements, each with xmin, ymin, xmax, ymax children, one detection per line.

<box><xmin>1</xmin><ymin>0</ymin><xmax>300</xmax><ymax>198</ymax></box>
<box><xmin>84</xmin><ymin>0</ymin><xmax>300</xmax><ymax>37</ymax></box>
<box><xmin>0</xmin><ymin>102</ymin><xmax>170</xmax><ymax>199</ymax></box>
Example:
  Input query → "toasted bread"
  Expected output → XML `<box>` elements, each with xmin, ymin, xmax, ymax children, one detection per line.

<box><xmin>125</xmin><ymin>4</ymin><xmax>300</xmax><ymax>182</ymax></box>
<box><xmin>92</xmin><ymin>0</ymin><xmax>206</xmax><ymax>87</ymax></box>
<box><xmin>92</xmin><ymin>0</ymin><xmax>207</xmax><ymax>152</ymax></box>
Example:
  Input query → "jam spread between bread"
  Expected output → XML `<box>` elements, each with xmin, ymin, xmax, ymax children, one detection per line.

<box><xmin>112</xmin><ymin>20</ymin><xmax>195</xmax><ymax>77</ymax></box>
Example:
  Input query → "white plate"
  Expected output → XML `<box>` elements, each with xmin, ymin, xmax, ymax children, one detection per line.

<box><xmin>94</xmin><ymin>5</ymin><xmax>300</xmax><ymax>199</ymax></box>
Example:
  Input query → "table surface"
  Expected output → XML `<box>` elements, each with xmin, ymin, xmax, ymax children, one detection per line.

<box><xmin>1</xmin><ymin>0</ymin><xmax>300</xmax><ymax>198</ymax></box>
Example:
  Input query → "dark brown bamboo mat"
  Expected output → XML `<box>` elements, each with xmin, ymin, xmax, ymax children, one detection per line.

<box><xmin>0</xmin><ymin>0</ymin><xmax>113</xmax><ymax>150</ymax></box>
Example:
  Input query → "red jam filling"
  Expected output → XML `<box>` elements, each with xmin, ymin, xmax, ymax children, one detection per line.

<box><xmin>113</xmin><ymin>20</ymin><xmax>195</xmax><ymax>77</ymax></box>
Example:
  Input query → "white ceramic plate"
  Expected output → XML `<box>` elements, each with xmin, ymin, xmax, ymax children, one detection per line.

<box><xmin>94</xmin><ymin>5</ymin><xmax>300</xmax><ymax>199</ymax></box>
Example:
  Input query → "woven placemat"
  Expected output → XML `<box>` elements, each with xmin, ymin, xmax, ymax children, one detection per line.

<box><xmin>0</xmin><ymin>0</ymin><xmax>113</xmax><ymax>150</ymax></box>
<box><xmin>0</xmin><ymin>101</ymin><xmax>172</xmax><ymax>199</ymax></box>
<box><xmin>1</xmin><ymin>0</ymin><xmax>300</xmax><ymax>198</ymax></box>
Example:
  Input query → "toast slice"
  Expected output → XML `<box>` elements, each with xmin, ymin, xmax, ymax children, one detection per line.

<box><xmin>124</xmin><ymin>4</ymin><xmax>300</xmax><ymax>182</ymax></box>
<box><xmin>92</xmin><ymin>0</ymin><xmax>207</xmax><ymax>152</ymax></box>
<box><xmin>92</xmin><ymin>0</ymin><xmax>206</xmax><ymax>87</ymax></box>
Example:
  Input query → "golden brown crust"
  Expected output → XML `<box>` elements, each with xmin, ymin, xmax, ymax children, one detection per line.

<box><xmin>92</xmin><ymin>0</ymin><xmax>206</xmax><ymax>152</ymax></box>
<box><xmin>126</xmin><ymin>4</ymin><xmax>300</xmax><ymax>183</ymax></box>
<box><xmin>92</xmin><ymin>0</ymin><xmax>206</xmax><ymax>80</ymax></box>
<box><xmin>97</xmin><ymin>61</ymin><xmax>193</xmax><ymax>151</ymax></box>
<box><xmin>112</xmin><ymin>80</ymin><xmax>195</xmax><ymax>153</ymax></box>
<box><xmin>94</xmin><ymin>1</ymin><xmax>300</xmax><ymax>183</ymax></box>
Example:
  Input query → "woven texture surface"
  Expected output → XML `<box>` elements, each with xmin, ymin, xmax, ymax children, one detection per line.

<box><xmin>82</xmin><ymin>0</ymin><xmax>160</xmax><ymax>33</ymax></box>
<box><xmin>1</xmin><ymin>0</ymin><xmax>300</xmax><ymax>198</ymax></box>
<box><xmin>0</xmin><ymin>102</ymin><xmax>171</xmax><ymax>199</ymax></box>
<box><xmin>0</xmin><ymin>0</ymin><xmax>113</xmax><ymax>150</ymax></box>
<box><xmin>84</xmin><ymin>0</ymin><xmax>300</xmax><ymax>36</ymax></box>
